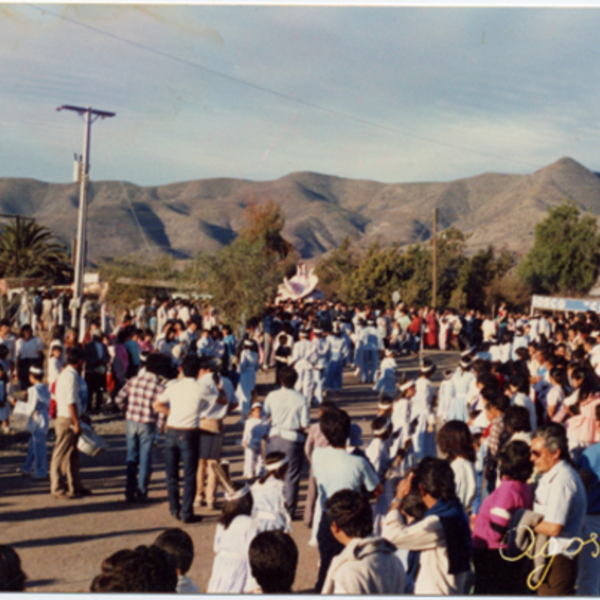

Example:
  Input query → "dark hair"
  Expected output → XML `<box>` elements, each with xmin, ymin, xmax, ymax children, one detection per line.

<box><xmin>19</xmin><ymin>324</ymin><xmax>32</xmax><ymax>337</ymax></box>
<box><xmin>249</xmin><ymin>531</ymin><xmax>298</xmax><ymax>593</ymax></box>
<box><xmin>279</xmin><ymin>366</ymin><xmax>298</xmax><ymax>389</ymax></box>
<box><xmin>436</xmin><ymin>421</ymin><xmax>475</xmax><ymax>462</ymax></box>
<box><xmin>508</xmin><ymin>373</ymin><xmax>529</xmax><ymax>395</ymax></box>
<box><xmin>0</xmin><ymin>319</ymin><xmax>10</xmax><ymax>328</ymax></box>
<box><xmin>515</xmin><ymin>347</ymin><xmax>530</xmax><ymax>361</ymax></box>
<box><xmin>198</xmin><ymin>355</ymin><xmax>214</xmax><ymax>372</ymax></box>
<box><xmin>100</xmin><ymin>548</ymin><xmax>133</xmax><ymax>575</ymax></box>
<box><xmin>181</xmin><ymin>354</ymin><xmax>201</xmax><ymax>379</ymax></box>
<box><xmin>220</xmin><ymin>484</ymin><xmax>253</xmax><ymax>530</ymax></box>
<box><xmin>153</xmin><ymin>528</ymin><xmax>194</xmax><ymax>575</ymax></box>
<box><xmin>371</xmin><ymin>415</ymin><xmax>391</xmax><ymax>437</ymax></box>
<box><xmin>66</xmin><ymin>346</ymin><xmax>84</xmax><ymax>366</ymax></box>
<box><xmin>415</xmin><ymin>457</ymin><xmax>457</xmax><ymax>501</ymax></box>
<box><xmin>90</xmin><ymin>546</ymin><xmax>177</xmax><ymax>593</ymax></box>
<box><xmin>503</xmin><ymin>405</ymin><xmax>532</xmax><ymax>434</ymax></box>
<box><xmin>596</xmin><ymin>404</ymin><xmax>600</xmax><ymax>423</ymax></box>
<box><xmin>498</xmin><ymin>441</ymin><xmax>533</xmax><ymax>482</ymax></box>
<box><xmin>399</xmin><ymin>488</ymin><xmax>427</xmax><ymax>522</ymax></box>
<box><xmin>477</xmin><ymin>372</ymin><xmax>499</xmax><ymax>390</ymax></box>
<box><xmin>0</xmin><ymin>545</ymin><xmax>26</xmax><ymax>591</ymax></box>
<box><xmin>259</xmin><ymin>451</ymin><xmax>289</xmax><ymax>484</ymax></box>
<box><xmin>571</xmin><ymin>367</ymin><xmax>598</xmax><ymax>401</ymax></box>
<box><xmin>482</xmin><ymin>387</ymin><xmax>509</xmax><ymax>413</ymax></box>
<box><xmin>325</xmin><ymin>489</ymin><xmax>373</xmax><ymax>538</ymax></box>
<box><xmin>320</xmin><ymin>407</ymin><xmax>351</xmax><ymax>448</ymax></box>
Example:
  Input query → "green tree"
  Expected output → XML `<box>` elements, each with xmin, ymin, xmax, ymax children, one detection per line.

<box><xmin>346</xmin><ymin>243</ymin><xmax>414</xmax><ymax>306</ymax></box>
<box><xmin>188</xmin><ymin>199</ymin><xmax>294</xmax><ymax>332</ymax></box>
<box><xmin>451</xmin><ymin>246</ymin><xmax>516</xmax><ymax>311</ymax></box>
<box><xmin>314</xmin><ymin>237</ymin><xmax>359</xmax><ymax>302</ymax></box>
<box><xmin>519</xmin><ymin>202</ymin><xmax>600</xmax><ymax>295</ymax></box>
<box><xmin>0</xmin><ymin>219</ymin><xmax>72</xmax><ymax>283</ymax></box>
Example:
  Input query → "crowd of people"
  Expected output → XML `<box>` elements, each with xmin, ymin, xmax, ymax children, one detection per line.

<box><xmin>2</xmin><ymin>293</ymin><xmax>600</xmax><ymax>594</ymax></box>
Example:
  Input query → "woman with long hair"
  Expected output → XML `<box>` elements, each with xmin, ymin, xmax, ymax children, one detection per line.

<box><xmin>436</xmin><ymin>420</ymin><xmax>476</xmax><ymax>514</ymax></box>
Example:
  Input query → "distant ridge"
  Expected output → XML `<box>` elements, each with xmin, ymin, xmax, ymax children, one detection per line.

<box><xmin>0</xmin><ymin>157</ymin><xmax>598</xmax><ymax>262</ymax></box>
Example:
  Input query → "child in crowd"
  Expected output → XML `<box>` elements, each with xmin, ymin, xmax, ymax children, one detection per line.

<box><xmin>347</xmin><ymin>423</ymin><xmax>367</xmax><ymax>459</ymax></box>
<box><xmin>250</xmin><ymin>451</ymin><xmax>292</xmax><ymax>533</ymax></box>
<box><xmin>366</xmin><ymin>416</ymin><xmax>398</xmax><ymax>536</ymax></box>
<box><xmin>207</xmin><ymin>483</ymin><xmax>259</xmax><ymax>593</ymax></box>
<box><xmin>47</xmin><ymin>341</ymin><xmax>63</xmax><ymax>389</ymax></box>
<box><xmin>373</xmin><ymin>348</ymin><xmax>398</xmax><ymax>394</ymax></box>
<box><xmin>377</xmin><ymin>394</ymin><xmax>394</xmax><ymax>419</ymax></box>
<box><xmin>273</xmin><ymin>334</ymin><xmax>292</xmax><ymax>386</ymax></box>
<box><xmin>236</xmin><ymin>340</ymin><xmax>260</xmax><ymax>420</ymax></box>
<box><xmin>366</xmin><ymin>416</ymin><xmax>393</xmax><ymax>480</ymax></box>
<box><xmin>11</xmin><ymin>366</ymin><xmax>51</xmax><ymax>479</ymax></box>
<box><xmin>437</xmin><ymin>369</ymin><xmax>456</xmax><ymax>424</ymax></box>
<box><xmin>242</xmin><ymin>401</ymin><xmax>270</xmax><ymax>479</ymax></box>
<box><xmin>0</xmin><ymin>359</ymin><xmax>10</xmax><ymax>434</ymax></box>
<box><xmin>248</xmin><ymin>530</ymin><xmax>298</xmax><ymax>594</ymax></box>
<box><xmin>153</xmin><ymin>528</ymin><xmax>200</xmax><ymax>593</ymax></box>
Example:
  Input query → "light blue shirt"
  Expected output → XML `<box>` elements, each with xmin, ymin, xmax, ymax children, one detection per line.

<box><xmin>313</xmin><ymin>446</ymin><xmax>380</xmax><ymax>510</ymax></box>
<box><xmin>263</xmin><ymin>387</ymin><xmax>309</xmax><ymax>443</ymax></box>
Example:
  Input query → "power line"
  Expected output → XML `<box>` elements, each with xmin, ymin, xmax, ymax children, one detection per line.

<box><xmin>28</xmin><ymin>4</ymin><xmax>541</xmax><ymax>170</ymax></box>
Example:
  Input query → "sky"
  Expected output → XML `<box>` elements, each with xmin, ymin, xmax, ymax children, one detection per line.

<box><xmin>3</xmin><ymin>3</ymin><xmax>600</xmax><ymax>186</ymax></box>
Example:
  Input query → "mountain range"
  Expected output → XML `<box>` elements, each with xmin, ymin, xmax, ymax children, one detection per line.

<box><xmin>0</xmin><ymin>156</ymin><xmax>599</xmax><ymax>264</ymax></box>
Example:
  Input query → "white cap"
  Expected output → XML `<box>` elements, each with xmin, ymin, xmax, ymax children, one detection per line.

<box><xmin>224</xmin><ymin>484</ymin><xmax>250</xmax><ymax>502</ymax></box>
<box><xmin>265</xmin><ymin>456</ymin><xmax>289</xmax><ymax>472</ymax></box>
<box><xmin>373</xmin><ymin>418</ymin><xmax>391</xmax><ymax>436</ymax></box>
<box><xmin>400</xmin><ymin>379</ymin><xmax>416</xmax><ymax>392</ymax></box>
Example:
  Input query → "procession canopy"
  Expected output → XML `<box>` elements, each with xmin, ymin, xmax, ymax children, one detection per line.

<box><xmin>276</xmin><ymin>263</ymin><xmax>325</xmax><ymax>303</ymax></box>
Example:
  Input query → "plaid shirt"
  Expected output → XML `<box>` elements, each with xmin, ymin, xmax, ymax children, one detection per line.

<box><xmin>116</xmin><ymin>369</ymin><xmax>166</xmax><ymax>427</ymax></box>
<box><xmin>485</xmin><ymin>415</ymin><xmax>504</xmax><ymax>457</ymax></box>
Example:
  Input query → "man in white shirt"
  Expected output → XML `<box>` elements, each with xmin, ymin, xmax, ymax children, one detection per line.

<box><xmin>50</xmin><ymin>347</ymin><xmax>91</xmax><ymax>499</ymax></box>
<box><xmin>263</xmin><ymin>366</ymin><xmax>310</xmax><ymax>520</ymax></box>
<box><xmin>154</xmin><ymin>354</ymin><xmax>220</xmax><ymax>523</ymax></box>
<box><xmin>530</xmin><ymin>423</ymin><xmax>587</xmax><ymax>596</ymax></box>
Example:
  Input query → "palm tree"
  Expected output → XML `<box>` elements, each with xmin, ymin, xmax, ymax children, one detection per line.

<box><xmin>0</xmin><ymin>219</ymin><xmax>73</xmax><ymax>283</ymax></box>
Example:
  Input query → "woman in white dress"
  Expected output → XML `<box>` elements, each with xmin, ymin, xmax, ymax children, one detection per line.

<box><xmin>412</xmin><ymin>361</ymin><xmax>437</xmax><ymax>461</ymax></box>
<box><xmin>250</xmin><ymin>452</ymin><xmax>292</xmax><ymax>533</ymax></box>
<box><xmin>436</xmin><ymin>420</ymin><xmax>477</xmax><ymax>514</ymax></box>
<box><xmin>236</xmin><ymin>340</ymin><xmax>259</xmax><ymax>420</ymax></box>
<box><xmin>207</xmin><ymin>483</ymin><xmax>259</xmax><ymax>593</ymax></box>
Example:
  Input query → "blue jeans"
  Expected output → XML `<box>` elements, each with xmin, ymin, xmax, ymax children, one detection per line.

<box><xmin>164</xmin><ymin>428</ymin><xmax>199</xmax><ymax>521</ymax></box>
<box><xmin>22</xmin><ymin>429</ymin><xmax>48</xmax><ymax>477</ymax></box>
<box><xmin>266</xmin><ymin>436</ymin><xmax>304</xmax><ymax>519</ymax></box>
<box><xmin>126</xmin><ymin>420</ymin><xmax>156</xmax><ymax>500</ymax></box>
<box><xmin>315</xmin><ymin>510</ymin><xmax>344</xmax><ymax>592</ymax></box>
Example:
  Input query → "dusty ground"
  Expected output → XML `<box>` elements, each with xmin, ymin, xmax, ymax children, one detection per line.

<box><xmin>0</xmin><ymin>351</ymin><xmax>459</xmax><ymax>593</ymax></box>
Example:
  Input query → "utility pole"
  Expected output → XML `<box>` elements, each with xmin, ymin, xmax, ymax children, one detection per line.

<box><xmin>432</xmin><ymin>208</ymin><xmax>438</xmax><ymax>309</ymax></box>
<box><xmin>57</xmin><ymin>105</ymin><xmax>115</xmax><ymax>329</ymax></box>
